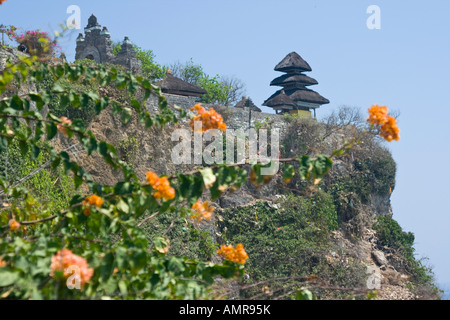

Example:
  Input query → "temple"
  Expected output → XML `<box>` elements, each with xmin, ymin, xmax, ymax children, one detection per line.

<box><xmin>75</xmin><ymin>14</ymin><xmax>142</xmax><ymax>74</ymax></box>
<box><xmin>154</xmin><ymin>70</ymin><xmax>207</xmax><ymax>98</ymax></box>
<box><xmin>234</xmin><ymin>96</ymin><xmax>261</xmax><ymax>112</ymax></box>
<box><xmin>263</xmin><ymin>52</ymin><xmax>329</xmax><ymax>117</ymax></box>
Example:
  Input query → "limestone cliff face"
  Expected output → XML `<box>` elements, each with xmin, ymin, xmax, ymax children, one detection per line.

<box><xmin>0</xmin><ymin>47</ymin><xmax>24</xmax><ymax>70</ymax></box>
<box><xmin>0</xmin><ymin>47</ymin><xmax>423</xmax><ymax>299</ymax></box>
<box><xmin>76</xmin><ymin>99</ymin><xmax>416</xmax><ymax>298</ymax></box>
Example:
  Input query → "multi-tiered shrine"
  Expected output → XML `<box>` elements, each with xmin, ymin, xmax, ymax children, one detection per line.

<box><xmin>263</xmin><ymin>52</ymin><xmax>329</xmax><ymax>117</ymax></box>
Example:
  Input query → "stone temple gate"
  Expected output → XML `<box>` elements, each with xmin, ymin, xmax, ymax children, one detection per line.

<box><xmin>75</xmin><ymin>14</ymin><xmax>141</xmax><ymax>74</ymax></box>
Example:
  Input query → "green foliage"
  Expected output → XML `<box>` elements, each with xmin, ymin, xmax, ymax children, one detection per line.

<box><xmin>0</xmin><ymin>50</ymin><xmax>247</xmax><ymax>300</ymax></box>
<box><xmin>197</xmin><ymin>74</ymin><xmax>231</xmax><ymax>105</ymax></box>
<box><xmin>0</xmin><ymin>27</ymin><xmax>425</xmax><ymax>300</ymax></box>
<box><xmin>118</xmin><ymin>136</ymin><xmax>140</xmax><ymax>168</ymax></box>
<box><xmin>170</xmin><ymin>58</ymin><xmax>204</xmax><ymax>85</ymax></box>
<box><xmin>169</xmin><ymin>58</ymin><xmax>237</xmax><ymax>105</ymax></box>
<box><xmin>141</xmin><ymin>212</ymin><xmax>218</xmax><ymax>262</ymax></box>
<box><xmin>254</xmin><ymin>118</ymin><xmax>272</xmax><ymax>131</ymax></box>
<box><xmin>373</xmin><ymin>216</ymin><xmax>437</xmax><ymax>292</ymax></box>
<box><xmin>373</xmin><ymin>216</ymin><xmax>414</xmax><ymax>250</ymax></box>
<box><xmin>217</xmin><ymin>193</ymin><xmax>349</xmax><ymax>299</ymax></box>
<box><xmin>353</xmin><ymin>147</ymin><xmax>396</xmax><ymax>195</ymax></box>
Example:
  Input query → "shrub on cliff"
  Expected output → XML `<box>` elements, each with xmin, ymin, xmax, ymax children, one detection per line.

<box><xmin>215</xmin><ymin>193</ymin><xmax>363</xmax><ymax>299</ymax></box>
<box><xmin>8</xmin><ymin>29</ymin><xmax>58</xmax><ymax>61</ymax></box>
<box><xmin>373</xmin><ymin>216</ymin><xmax>439</xmax><ymax>296</ymax></box>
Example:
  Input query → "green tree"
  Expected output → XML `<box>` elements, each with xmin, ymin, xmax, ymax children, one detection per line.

<box><xmin>170</xmin><ymin>59</ymin><xmax>245</xmax><ymax>105</ymax></box>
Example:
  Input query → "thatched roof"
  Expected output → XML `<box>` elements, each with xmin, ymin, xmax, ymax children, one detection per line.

<box><xmin>234</xmin><ymin>97</ymin><xmax>262</xmax><ymax>112</ymax></box>
<box><xmin>265</xmin><ymin>88</ymin><xmax>329</xmax><ymax>106</ymax></box>
<box><xmin>274</xmin><ymin>52</ymin><xmax>312</xmax><ymax>72</ymax></box>
<box><xmin>270</xmin><ymin>73</ymin><xmax>318</xmax><ymax>87</ymax></box>
<box><xmin>154</xmin><ymin>72</ymin><xmax>207</xmax><ymax>97</ymax></box>
<box><xmin>263</xmin><ymin>90</ymin><xmax>296</xmax><ymax>107</ymax></box>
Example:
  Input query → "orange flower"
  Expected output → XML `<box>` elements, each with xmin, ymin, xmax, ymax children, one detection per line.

<box><xmin>146</xmin><ymin>171</ymin><xmax>176</xmax><ymax>201</ymax></box>
<box><xmin>146</xmin><ymin>171</ymin><xmax>159</xmax><ymax>186</ymax></box>
<box><xmin>50</xmin><ymin>249</ymin><xmax>94</xmax><ymax>287</ymax></box>
<box><xmin>367</xmin><ymin>105</ymin><xmax>400</xmax><ymax>142</ymax></box>
<box><xmin>8</xmin><ymin>219</ymin><xmax>20</xmax><ymax>232</ymax></box>
<box><xmin>380</xmin><ymin>116</ymin><xmax>400</xmax><ymax>142</ymax></box>
<box><xmin>217</xmin><ymin>243</ymin><xmax>249</xmax><ymax>265</ymax></box>
<box><xmin>191</xmin><ymin>199</ymin><xmax>214</xmax><ymax>222</ymax></box>
<box><xmin>82</xmin><ymin>195</ymin><xmax>104</xmax><ymax>217</ymax></box>
<box><xmin>367</xmin><ymin>105</ymin><xmax>389</xmax><ymax>126</ymax></box>
<box><xmin>0</xmin><ymin>257</ymin><xmax>6</xmax><ymax>268</ymax></box>
<box><xmin>57</xmin><ymin>117</ymin><xmax>72</xmax><ymax>137</ymax></box>
<box><xmin>0</xmin><ymin>0</ymin><xmax>7</xmax><ymax>5</ymax></box>
<box><xmin>190</xmin><ymin>104</ymin><xmax>227</xmax><ymax>132</ymax></box>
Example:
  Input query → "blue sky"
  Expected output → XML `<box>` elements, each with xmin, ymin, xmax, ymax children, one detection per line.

<box><xmin>2</xmin><ymin>0</ymin><xmax>450</xmax><ymax>286</ymax></box>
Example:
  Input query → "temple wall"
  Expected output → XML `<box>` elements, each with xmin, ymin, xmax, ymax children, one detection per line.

<box><xmin>146</xmin><ymin>94</ymin><xmax>286</xmax><ymax>131</ymax></box>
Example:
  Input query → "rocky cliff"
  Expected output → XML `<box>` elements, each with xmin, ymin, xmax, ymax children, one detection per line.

<box><xmin>60</xmin><ymin>96</ymin><xmax>437</xmax><ymax>299</ymax></box>
<box><xmin>0</xmin><ymin>47</ymin><xmax>439</xmax><ymax>299</ymax></box>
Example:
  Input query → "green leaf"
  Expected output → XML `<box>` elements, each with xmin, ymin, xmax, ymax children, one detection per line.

<box><xmin>296</xmin><ymin>289</ymin><xmax>314</xmax><ymax>300</ymax></box>
<box><xmin>18</xmin><ymin>140</ymin><xmax>29</xmax><ymax>155</ymax></box>
<box><xmin>130</xmin><ymin>99</ymin><xmax>141</xmax><ymax>111</ymax></box>
<box><xmin>282</xmin><ymin>164</ymin><xmax>295</xmax><ymax>183</ymax></box>
<box><xmin>46</xmin><ymin>122</ymin><xmax>58</xmax><ymax>140</ymax></box>
<box><xmin>298</xmin><ymin>155</ymin><xmax>312</xmax><ymax>180</ymax></box>
<box><xmin>118</xmin><ymin>280</ymin><xmax>128</xmax><ymax>296</ymax></box>
<box><xmin>311</xmin><ymin>155</ymin><xmax>333</xmax><ymax>185</ymax></box>
<box><xmin>116</xmin><ymin>199</ymin><xmax>129</xmax><ymax>214</ymax></box>
<box><xmin>200</xmin><ymin>168</ymin><xmax>216</xmax><ymax>190</ymax></box>
<box><xmin>153</xmin><ymin>236</ymin><xmax>170</xmax><ymax>254</ymax></box>
<box><xmin>31</xmin><ymin>145</ymin><xmax>41</xmax><ymax>159</ymax></box>
<box><xmin>0</xmin><ymin>270</ymin><xmax>19</xmax><ymax>287</ymax></box>
<box><xmin>52</xmin><ymin>83</ymin><xmax>65</xmax><ymax>93</ymax></box>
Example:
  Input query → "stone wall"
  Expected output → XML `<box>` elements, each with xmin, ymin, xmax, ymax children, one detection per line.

<box><xmin>147</xmin><ymin>93</ymin><xmax>287</xmax><ymax>131</ymax></box>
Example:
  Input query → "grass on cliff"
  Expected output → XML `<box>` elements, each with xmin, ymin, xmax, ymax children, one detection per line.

<box><xmin>373</xmin><ymin>216</ymin><xmax>441</xmax><ymax>298</ymax></box>
<box><xmin>216</xmin><ymin>193</ymin><xmax>367</xmax><ymax>299</ymax></box>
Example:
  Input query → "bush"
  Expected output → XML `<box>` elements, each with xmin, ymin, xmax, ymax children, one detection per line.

<box><xmin>8</xmin><ymin>29</ymin><xmax>57</xmax><ymax>61</ymax></box>
<box><xmin>373</xmin><ymin>216</ymin><xmax>438</xmax><ymax>295</ymax></box>
<box><xmin>36</xmin><ymin>59</ymin><xmax>134</xmax><ymax>126</ymax></box>
<box><xmin>216</xmin><ymin>193</ymin><xmax>356</xmax><ymax>299</ymax></box>
<box><xmin>354</xmin><ymin>146</ymin><xmax>396</xmax><ymax>196</ymax></box>
<box><xmin>140</xmin><ymin>212</ymin><xmax>217</xmax><ymax>262</ymax></box>
<box><xmin>0</xmin><ymin>141</ymin><xmax>76</xmax><ymax>214</ymax></box>
<box><xmin>373</xmin><ymin>216</ymin><xmax>414</xmax><ymax>250</ymax></box>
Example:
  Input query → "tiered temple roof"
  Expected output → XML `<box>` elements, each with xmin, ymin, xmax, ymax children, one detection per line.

<box><xmin>234</xmin><ymin>97</ymin><xmax>261</xmax><ymax>112</ymax></box>
<box><xmin>154</xmin><ymin>71</ymin><xmax>207</xmax><ymax>97</ymax></box>
<box><xmin>263</xmin><ymin>52</ymin><xmax>329</xmax><ymax>116</ymax></box>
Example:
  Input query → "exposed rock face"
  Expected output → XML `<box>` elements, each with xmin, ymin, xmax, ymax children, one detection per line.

<box><xmin>0</xmin><ymin>46</ymin><xmax>26</xmax><ymax>71</ymax></box>
<box><xmin>1</xmin><ymin>49</ymin><xmax>415</xmax><ymax>298</ymax></box>
<box><xmin>373</xmin><ymin>250</ymin><xmax>389</xmax><ymax>266</ymax></box>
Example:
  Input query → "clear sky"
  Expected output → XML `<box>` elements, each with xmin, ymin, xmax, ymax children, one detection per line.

<box><xmin>1</xmin><ymin>0</ymin><xmax>450</xmax><ymax>286</ymax></box>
